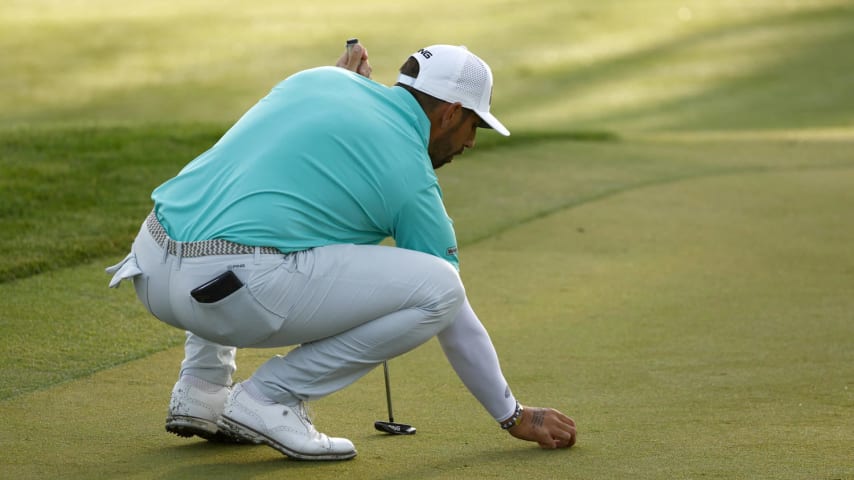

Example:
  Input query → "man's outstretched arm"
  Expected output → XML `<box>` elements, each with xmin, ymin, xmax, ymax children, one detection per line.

<box><xmin>437</xmin><ymin>298</ymin><xmax>577</xmax><ymax>448</ymax></box>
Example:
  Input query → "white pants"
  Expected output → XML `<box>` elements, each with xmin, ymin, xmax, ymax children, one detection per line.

<box><xmin>129</xmin><ymin>222</ymin><xmax>465</xmax><ymax>404</ymax></box>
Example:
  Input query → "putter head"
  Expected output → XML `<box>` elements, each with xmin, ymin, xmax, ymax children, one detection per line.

<box><xmin>374</xmin><ymin>421</ymin><xmax>416</xmax><ymax>435</ymax></box>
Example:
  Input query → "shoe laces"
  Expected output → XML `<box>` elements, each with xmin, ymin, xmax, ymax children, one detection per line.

<box><xmin>289</xmin><ymin>402</ymin><xmax>329</xmax><ymax>443</ymax></box>
<box><xmin>294</xmin><ymin>402</ymin><xmax>313</xmax><ymax>425</ymax></box>
<box><xmin>282</xmin><ymin>401</ymin><xmax>315</xmax><ymax>428</ymax></box>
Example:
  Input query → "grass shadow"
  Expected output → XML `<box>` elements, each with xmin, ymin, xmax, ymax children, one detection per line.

<box><xmin>507</xmin><ymin>3</ymin><xmax>854</xmax><ymax>131</ymax></box>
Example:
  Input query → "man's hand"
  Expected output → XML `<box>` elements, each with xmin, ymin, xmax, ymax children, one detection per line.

<box><xmin>336</xmin><ymin>41</ymin><xmax>372</xmax><ymax>78</ymax></box>
<box><xmin>507</xmin><ymin>405</ymin><xmax>577</xmax><ymax>449</ymax></box>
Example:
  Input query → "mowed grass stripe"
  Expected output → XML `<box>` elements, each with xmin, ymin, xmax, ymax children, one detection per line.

<box><xmin>1</xmin><ymin>166</ymin><xmax>850</xmax><ymax>480</ymax></box>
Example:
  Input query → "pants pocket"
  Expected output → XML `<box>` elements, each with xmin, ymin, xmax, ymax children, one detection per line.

<box><xmin>188</xmin><ymin>285</ymin><xmax>284</xmax><ymax>347</ymax></box>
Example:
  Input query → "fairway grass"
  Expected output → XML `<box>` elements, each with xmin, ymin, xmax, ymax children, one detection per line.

<box><xmin>3</xmin><ymin>1</ymin><xmax>852</xmax><ymax>132</ymax></box>
<box><xmin>2</xmin><ymin>0</ymin><xmax>853</xmax><ymax>478</ymax></box>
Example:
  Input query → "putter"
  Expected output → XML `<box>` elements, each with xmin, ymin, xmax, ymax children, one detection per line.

<box><xmin>374</xmin><ymin>361</ymin><xmax>416</xmax><ymax>435</ymax></box>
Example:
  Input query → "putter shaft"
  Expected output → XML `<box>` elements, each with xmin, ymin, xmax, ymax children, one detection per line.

<box><xmin>375</xmin><ymin>361</ymin><xmax>416</xmax><ymax>435</ymax></box>
<box><xmin>383</xmin><ymin>360</ymin><xmax>394</xmax><ymax>422</ymax></box>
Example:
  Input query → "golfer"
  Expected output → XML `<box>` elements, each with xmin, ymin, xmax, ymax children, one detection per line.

<box><xmin>107</xmin><ymin>41</ymin><xmax>577</xmax><ymax>460</ymax></box>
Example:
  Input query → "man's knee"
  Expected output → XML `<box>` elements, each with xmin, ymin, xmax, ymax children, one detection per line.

<box><xmin>422</xmin><ymin>260</ymin><xmax>465</xmax><ymax>328</ymax></box>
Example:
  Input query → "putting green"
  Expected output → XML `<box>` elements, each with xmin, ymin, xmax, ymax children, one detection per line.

<box><xmin>2</xmin><ymin>148</ymin><xmax>850</xmax><ymax>479</ymax></box>
<box><xmin>3</xmin><ymin>1</ymin><xmax>852</xmax><ymax>478</ymax></box>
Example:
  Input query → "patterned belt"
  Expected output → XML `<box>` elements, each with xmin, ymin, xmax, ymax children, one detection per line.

<box><xmin>145</xmin><ymin>212</ymin><xmax>281</xmax><ymax>257</ymax></box>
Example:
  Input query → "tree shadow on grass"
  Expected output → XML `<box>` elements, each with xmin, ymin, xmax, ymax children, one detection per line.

<box><xmin>8</xmin><ymin>4</ymin><xmax>853</xmax><ymax>133</ymax></box>
<box><xmin>509</xmin><ymin>3</ymin><xmax>854</xmax><ymax>132</ymax></box>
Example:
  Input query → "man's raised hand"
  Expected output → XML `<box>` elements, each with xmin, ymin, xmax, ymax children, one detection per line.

<box><xmin>336</xmin><ymin>40</ymin><xmax>372</xmax><ymax>78</ymax></box>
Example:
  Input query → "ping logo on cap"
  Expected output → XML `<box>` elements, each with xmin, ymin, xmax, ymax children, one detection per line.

<box><xmin>396</xmin><ymin>44</ymin><xmax>510</xmax><ymax>136</ymax></box>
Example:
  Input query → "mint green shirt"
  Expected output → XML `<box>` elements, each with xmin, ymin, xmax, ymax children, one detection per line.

<box><xmin>151</xmin><ymin>66</ymin><xmax>459</xmax><ymax>269</ymax></box>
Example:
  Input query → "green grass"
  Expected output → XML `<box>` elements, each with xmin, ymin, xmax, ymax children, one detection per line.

<box><xmin>1</xmin><ymin>138</ymin><xmax>852</xmax><ymax>479</ymax></box>
<box><xmin>0</xmin><ymin>125</ymin><xmax>223</xmax><ymax>283</ymax></box>
<box><xmin>1</xmin><ymin>0</ymin><xmax>853</xmax><ymax>478</ymax></box>
<box><xmin>3</xmin><ymin>1</ymin><xmax>852</xmax><ymax>131</ymax></box>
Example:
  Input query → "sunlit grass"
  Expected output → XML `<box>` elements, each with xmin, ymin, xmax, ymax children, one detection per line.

<box><xmin>504</xmin><ymin>2</ymin><xmax>854</xmax><ymax>131</ymax></box>
<box><xmin>3</xmin><ymin>0</ymin><xmax>851</xmax><ymax>130</ymax></box>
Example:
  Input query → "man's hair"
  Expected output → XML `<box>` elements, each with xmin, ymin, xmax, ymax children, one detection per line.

<box><xmin>396</xmin><ymin>56</ymin><xmax>474</xmax><ymax>123</ymax></box>
<box><xmin>395</xmin><ymin>56</ymin><xmax>447</xmax><ymax>113</ymax></box>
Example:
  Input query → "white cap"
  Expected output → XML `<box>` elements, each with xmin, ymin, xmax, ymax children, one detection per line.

<box><xmin>397</xmin><ymin>45</ymin><xmax>510</xmax><ymax>136</ymax></box>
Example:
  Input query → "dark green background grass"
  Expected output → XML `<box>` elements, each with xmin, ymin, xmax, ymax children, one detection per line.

<box><xmin>1</xmin><ymin>1</ymin><xmax>852</xmax><ymax>478</ymax></box>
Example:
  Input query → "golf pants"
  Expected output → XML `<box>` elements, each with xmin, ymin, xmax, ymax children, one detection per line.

<box><xmin>121</xmin><ymin>219</ymin><xmax>465</xmax><ymax>405</ymax></box>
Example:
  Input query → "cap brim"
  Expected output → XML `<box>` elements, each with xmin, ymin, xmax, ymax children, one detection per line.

<box><xmin>475</xmin><ymin>111</ymin><xmax>510</xmax><ymax>136</ymax></box>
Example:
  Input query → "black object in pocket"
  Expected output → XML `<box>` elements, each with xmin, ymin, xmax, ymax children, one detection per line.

<box><xmin>190</xmin><ymin>270</ymin><xmax>243</xmax><ymax>303</ymax></box>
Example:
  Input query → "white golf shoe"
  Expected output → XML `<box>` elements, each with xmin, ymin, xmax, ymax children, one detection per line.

<box><xmin>165</xmin><ymin>376</ymin><xmax>251</xmax><ymax>443</ymax></box>
<box><xmin>217</xmin><ymin>382</ymin><xmax>357</xmax><ymax>460</ymax></box>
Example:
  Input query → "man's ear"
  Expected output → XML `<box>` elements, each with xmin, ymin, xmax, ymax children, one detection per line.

<box><xmin>439</xmin><ymin>102</ymin><xmax>464</xmax><ymax>129</ymax></box>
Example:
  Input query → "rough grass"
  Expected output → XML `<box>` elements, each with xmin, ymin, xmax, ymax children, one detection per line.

<box><xmin>0</xmin><ymin>125</ymin><xmax>223</xmax><ymax>283</ymax></box>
